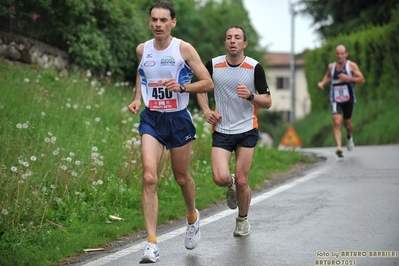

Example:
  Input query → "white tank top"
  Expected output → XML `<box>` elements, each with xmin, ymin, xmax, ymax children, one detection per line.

<box><xmin>138</xmin><ymin>38</ymin><xmax>194</xmax><ymax>112</ymax></box>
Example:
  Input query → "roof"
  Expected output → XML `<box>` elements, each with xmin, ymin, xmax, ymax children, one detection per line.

<box><xmin>264</xmin><ymin>52</ymin><xmax>304</xmax><ymax>67</ymax></box>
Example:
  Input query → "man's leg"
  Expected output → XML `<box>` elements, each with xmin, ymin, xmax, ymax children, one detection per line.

<box><xmin>332</xmin><ymin>113</ymin><xmax>343</xmax><ymax>148</ymax></box>
<box><xmin>342</xmin><ymin>102</ymin><xmax>355</xmax><ymax>151</ymax></box>
<box><xmin>343</xmin><ymin>118</ymin><xmax>353</xmax><ymax>136</ymax></box>
<box><xmin>234</xmin><ymin>146</ymin><xmax>255</xmax><ymax>218</ymax></box>
<box><xmin>210</xmin><ymin>147</ymin><xmax>233</xmax><ymax>187</ymax></box>
<box><xmin>170</xmin><ymin>142</ymin><xmax>201</xmax><ymax>250</ymax></box>
<box><xmin>233</xmin><ymin>146</ymin><xmax>254</xmax><ymax>237</ymax></box>
<box><xmin>141</xmin><ymin>134</ymin><xmax>164</xmax><ymax>240</ymax></box>
<box><xmin>211</xmin><ymin>147</ymin><xmax>236</xmax><ymax>209</ymax></box>
<box><xmin>170</xmin><ymin>141</ymin><xmax>196</xmax><ymax>215</ymax></box>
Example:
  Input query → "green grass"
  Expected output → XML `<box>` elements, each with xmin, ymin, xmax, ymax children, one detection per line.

<box><xmin>0</xmin><ymin>60</ymin><xmax>314</xmax><ymax>266</ymax></box>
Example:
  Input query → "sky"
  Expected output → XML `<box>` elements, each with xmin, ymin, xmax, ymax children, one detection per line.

<box><xmin>243</xmin><ymin>0</ymin><xmax>321</xmax><ymax>53</ymax></box>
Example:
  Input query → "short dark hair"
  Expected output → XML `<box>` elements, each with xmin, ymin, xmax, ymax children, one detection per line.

<box><xmin>149</xmin><ymin>0</ymin><xmax>176</xmax><ymax>19</ymax></box>
<box><xmin>226</xmin><ymin>25</ymin><xmax>247</xmax><ymax>42</ymax></box>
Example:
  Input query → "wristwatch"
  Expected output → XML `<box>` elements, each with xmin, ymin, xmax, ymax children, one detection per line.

<box><xmin>246</xmin><ymin>92</ymin><xmax>254</xmax><ymax>101</ymax></box>
<box><xmin>180</xmin><ymin>84</ymin><xmax>186</xmax><ymax>93</ymax></box>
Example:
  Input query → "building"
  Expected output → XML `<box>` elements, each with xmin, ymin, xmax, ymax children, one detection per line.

<box><xmin>264</xmin><ymin>52</ymin><xmax>311</xmax><ymax>122</ymax></box>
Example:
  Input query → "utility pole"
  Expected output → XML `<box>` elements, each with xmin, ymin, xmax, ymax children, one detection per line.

<box><xmin>289</xmin><ymin>0</ymin><xmax>297</xmax><ymax>124</ymax></box>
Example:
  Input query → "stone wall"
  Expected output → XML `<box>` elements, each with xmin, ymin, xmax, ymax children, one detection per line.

<box><xmin>0</xmin><ymin>31</ymin><xmax>69</xmax><ymax>75</ymax></box>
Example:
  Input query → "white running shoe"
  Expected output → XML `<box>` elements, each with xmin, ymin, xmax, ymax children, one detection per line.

<box><xmin>226</xmin><ymin>174</ymin><xmax>237</xmax><ymax>209</ymax></box>
<box><xmin>347</xmin><ymin>136</ymin><xmax>354</xmax><ymax>151</ymax></box>
<box><xmin>140</xmin><ymin>242</ymin><xmax>160</xmax><ymax>263</ymax></box>
<box><xmin>184</xmin><ymin>209</ymin><xmax>201</xmax><ymax>250</ymax></box>
<box><xmin>234</xmin><ymin>217</ymin><xmax>250</xmax><ymax>237</ymax></box>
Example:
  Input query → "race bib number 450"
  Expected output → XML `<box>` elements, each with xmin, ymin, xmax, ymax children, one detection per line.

<box><xmin>147</xmin><ymin>80</ymin><xmax>178</xmax><ymax>110</ymax></box>
<box><xmin>333</xmin><ymin>84</ymin><xmax>350</xmax><ymax>103</ymax></box>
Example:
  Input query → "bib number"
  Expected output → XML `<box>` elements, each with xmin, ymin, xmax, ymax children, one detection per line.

<box><xmin>333</xmin><ymin>84</ymin><xmax>350</xmax><ymax>103</ymax></box>
<box><xmin>147</xmin><ymin>80</ymin><xmax>178</xmax><ymax>110</ymax></box>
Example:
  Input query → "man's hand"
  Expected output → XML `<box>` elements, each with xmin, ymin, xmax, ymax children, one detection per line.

<box><xmin>317</xmin><ymin>82</ymin><xmax>325</xmax><ymax>90</ymax></box>
<box><xmin>236</xmin><ymin>83</ymin><xmax>251</xmax><ymax>99</ymax></box>
<box><xmin>128</xmin><ymin>99</ymin><xmax>141</xmax><ymax>115</ymax></box>
<box><xmin>338</xmin><ymin>73</ymin><xmax>351</xmax><ymax>82</ymax></box>
<box><xmin>162</xmin><ymin>78</ymin><xmax>181</xmax><ymax>92</ymax></box>
<box><xmin>204</xmin><ymin>110</ymin><xmax>222</xmax><ymax>125</ymax></box>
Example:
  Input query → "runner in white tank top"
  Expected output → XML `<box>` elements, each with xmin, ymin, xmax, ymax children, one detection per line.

<box><xmin>127</xmin><ymin>1</ymin><xmax>213</xmax><ymax>263</ymax></box>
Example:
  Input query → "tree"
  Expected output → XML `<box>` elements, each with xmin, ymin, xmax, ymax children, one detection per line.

<box><xmin>0</xmin><ymin>0</ymin><xmax>267</xmax><ymax>82</ymax></box>
<box><xmin>298</xmin><ymin>0</ymin><xmax>399</xmax><ymax>39</ymax></box>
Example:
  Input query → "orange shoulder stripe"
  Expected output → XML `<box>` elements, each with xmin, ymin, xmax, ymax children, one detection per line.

<box><xmin>241</xmin><ymin>62</ymin><xmax>254</xmax><ymax>69</ymax></box>
<box><xmin>214</xmin><ymin>62</ymin><xmax>228</xmax><ymax>68</ymax></box>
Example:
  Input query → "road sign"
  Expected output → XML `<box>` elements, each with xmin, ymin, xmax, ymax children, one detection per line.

<box><xmin>280</xmin><ymin>126</ymin><xmax>302</xmax><ymax>147</ymax></box>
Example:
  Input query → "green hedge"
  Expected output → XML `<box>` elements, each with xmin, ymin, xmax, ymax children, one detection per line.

<box><xmin>304</xmin><ymin>7</ymin><xmax>399</xmax><ymax>111</ymax></box>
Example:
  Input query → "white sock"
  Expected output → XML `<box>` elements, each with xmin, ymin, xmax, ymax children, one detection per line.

<box><xmin>229</xmin><ymin>174</ymin><xmax>236</xmax><ymax>189</ymax></box>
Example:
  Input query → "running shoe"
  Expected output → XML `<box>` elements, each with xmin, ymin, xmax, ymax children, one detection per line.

<box><xmin>140</xmin><ymin>242</ymin><xmax>160</xmax><ymax>263</ymax></box>
<box><xmin>335</xmin><ymin>148</ymin><xmax>343</xmax><ymax>158</ymax></box>
<box><xmin>234</xmin><ymin>217</ymin><xmax>250</xmax><ymax>237</ymax></box>
<box><xmin>184</xmin><ymin>209</ymin><xmax>201</xmax><ymax>250</ymax></box>
<box><xmin>347</xmin><ymin>136</ymin><xmax>354</xmax><ymax>151</ymax></box>
<box><xmin>226</xmin><ymin>174</ymin><xmax>237</xmax><ymax>209</ymax></box>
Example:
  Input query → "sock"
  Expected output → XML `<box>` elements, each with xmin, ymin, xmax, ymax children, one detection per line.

<box><xmin>147</xmin><ymin>235</ymin><xmax>158</xmax><ymax>245</ymax></box>
<box><xmin>186</xmin><ymin>212</ymin><xmax>197</xmax><ymax>224</ymax></box>
<box><xmin>238</xmin><ymin>214</ymin><xmax>247</xmax><ymax>220</ymax></box>
<box><xmin>229</xmin><ymin>174</ymin><xmax>236</xmax><ymax>189</ymax></box>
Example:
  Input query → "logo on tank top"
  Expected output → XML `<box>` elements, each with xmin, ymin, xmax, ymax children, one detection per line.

<box><xmin>161</xmin><ymin>56</ymin><xmax>175</xmax><ymax>66</ymax></box>
<box><xmin>144</xmin><ymin>61</ymin><xmax>156</xmax><ymax>67</ymax></box>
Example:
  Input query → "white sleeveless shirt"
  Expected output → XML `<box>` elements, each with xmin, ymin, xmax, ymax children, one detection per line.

<box><xmin>137</xmin><ymin>38</ymin><xmax>194</xmax><ymax>112</ymax></box>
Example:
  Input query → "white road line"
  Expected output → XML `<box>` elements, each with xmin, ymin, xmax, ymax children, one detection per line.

<box><xmin>82</xmin><ymin>158</ymin><xmax>330</xmax><ymax>266</ymax></box>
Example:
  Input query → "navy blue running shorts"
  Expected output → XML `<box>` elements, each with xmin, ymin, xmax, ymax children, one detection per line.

<box><xmin>138</xmin><ymin>107</ymin><xmax>196</xmax><ymax>149</ymax></box>
<box><xmin>212</xmin><ymin>128</ymin><xmax>259</xmax><ymax>152</ymax></box>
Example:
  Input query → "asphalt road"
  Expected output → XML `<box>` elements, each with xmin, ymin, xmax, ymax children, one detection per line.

<box><xmin>74</xmin><ymin>145</ymin><xmax>399</xmax><ymax>266</ymax></box>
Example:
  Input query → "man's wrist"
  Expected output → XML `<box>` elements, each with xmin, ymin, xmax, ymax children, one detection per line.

<box><xmin>246</xmin><ymin>92</ymin><xmax>254</xmax><ymax>101</ymax></box>
<box><xmin>180</xmin><ymin>84</ymin><xmax>186</xmax><ymax>93</ymax></box>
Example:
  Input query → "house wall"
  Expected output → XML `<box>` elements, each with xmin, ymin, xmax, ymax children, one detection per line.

<box><xmin>266</xmin><ymin>65</ymin><xmax>311</xmax><ymax>120</ymax></box>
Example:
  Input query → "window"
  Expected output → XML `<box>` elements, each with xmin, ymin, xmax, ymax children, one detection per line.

<box><xmin>276</xmin><ymin>77</ymin><xmax>289</xmax><ymax>90</ymax></box>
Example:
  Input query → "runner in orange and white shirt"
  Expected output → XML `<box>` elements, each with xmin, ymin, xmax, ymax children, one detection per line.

<box><xmin>197</xmin><ymin>25</ymin><xmax>272</xmax><ymax>237</ymax></box>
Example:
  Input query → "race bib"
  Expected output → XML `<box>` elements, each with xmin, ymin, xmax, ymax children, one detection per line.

<box><xmin>147</xmin><ymin>80</ymin><xmax>178</xmax><ymax>111</ymax></box>
<box><xmin>333</xmin><ymin>84</ymin><xmax>350</xmax><ymax>103</ymax></box>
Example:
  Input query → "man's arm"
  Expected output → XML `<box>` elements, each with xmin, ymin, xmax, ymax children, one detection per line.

<box><xmin>179</xmin><ymin>41</ymin><xmax>214</xmax><ymax>93</ymax></box>
<box><xmin>337</xmin><ymin>61</ymin><xmax>365</xmax><ymax>84</ymax></box>
<box><xmin>318</xmin><ymin>63</ymin><xmax>332</xmax><ymax>90</ymax></box>
<box><xmin>349</xmin><ymin>61</ymin><xmax>365</xmax><ymax>84</ymax></box>
<box><xmin>127</xmin><ymin>43</ymin><xmax>144</xmax><ymax>115</ymax></box>
<box><xmin>197</xmin><ymin>60</ymin><xmax>221</xmax><ymax>125</ymax></box>
<box><xmin>249</xmin><ymin>63</ymin><xmax>272</xmax><ymax>109</ymax></box>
